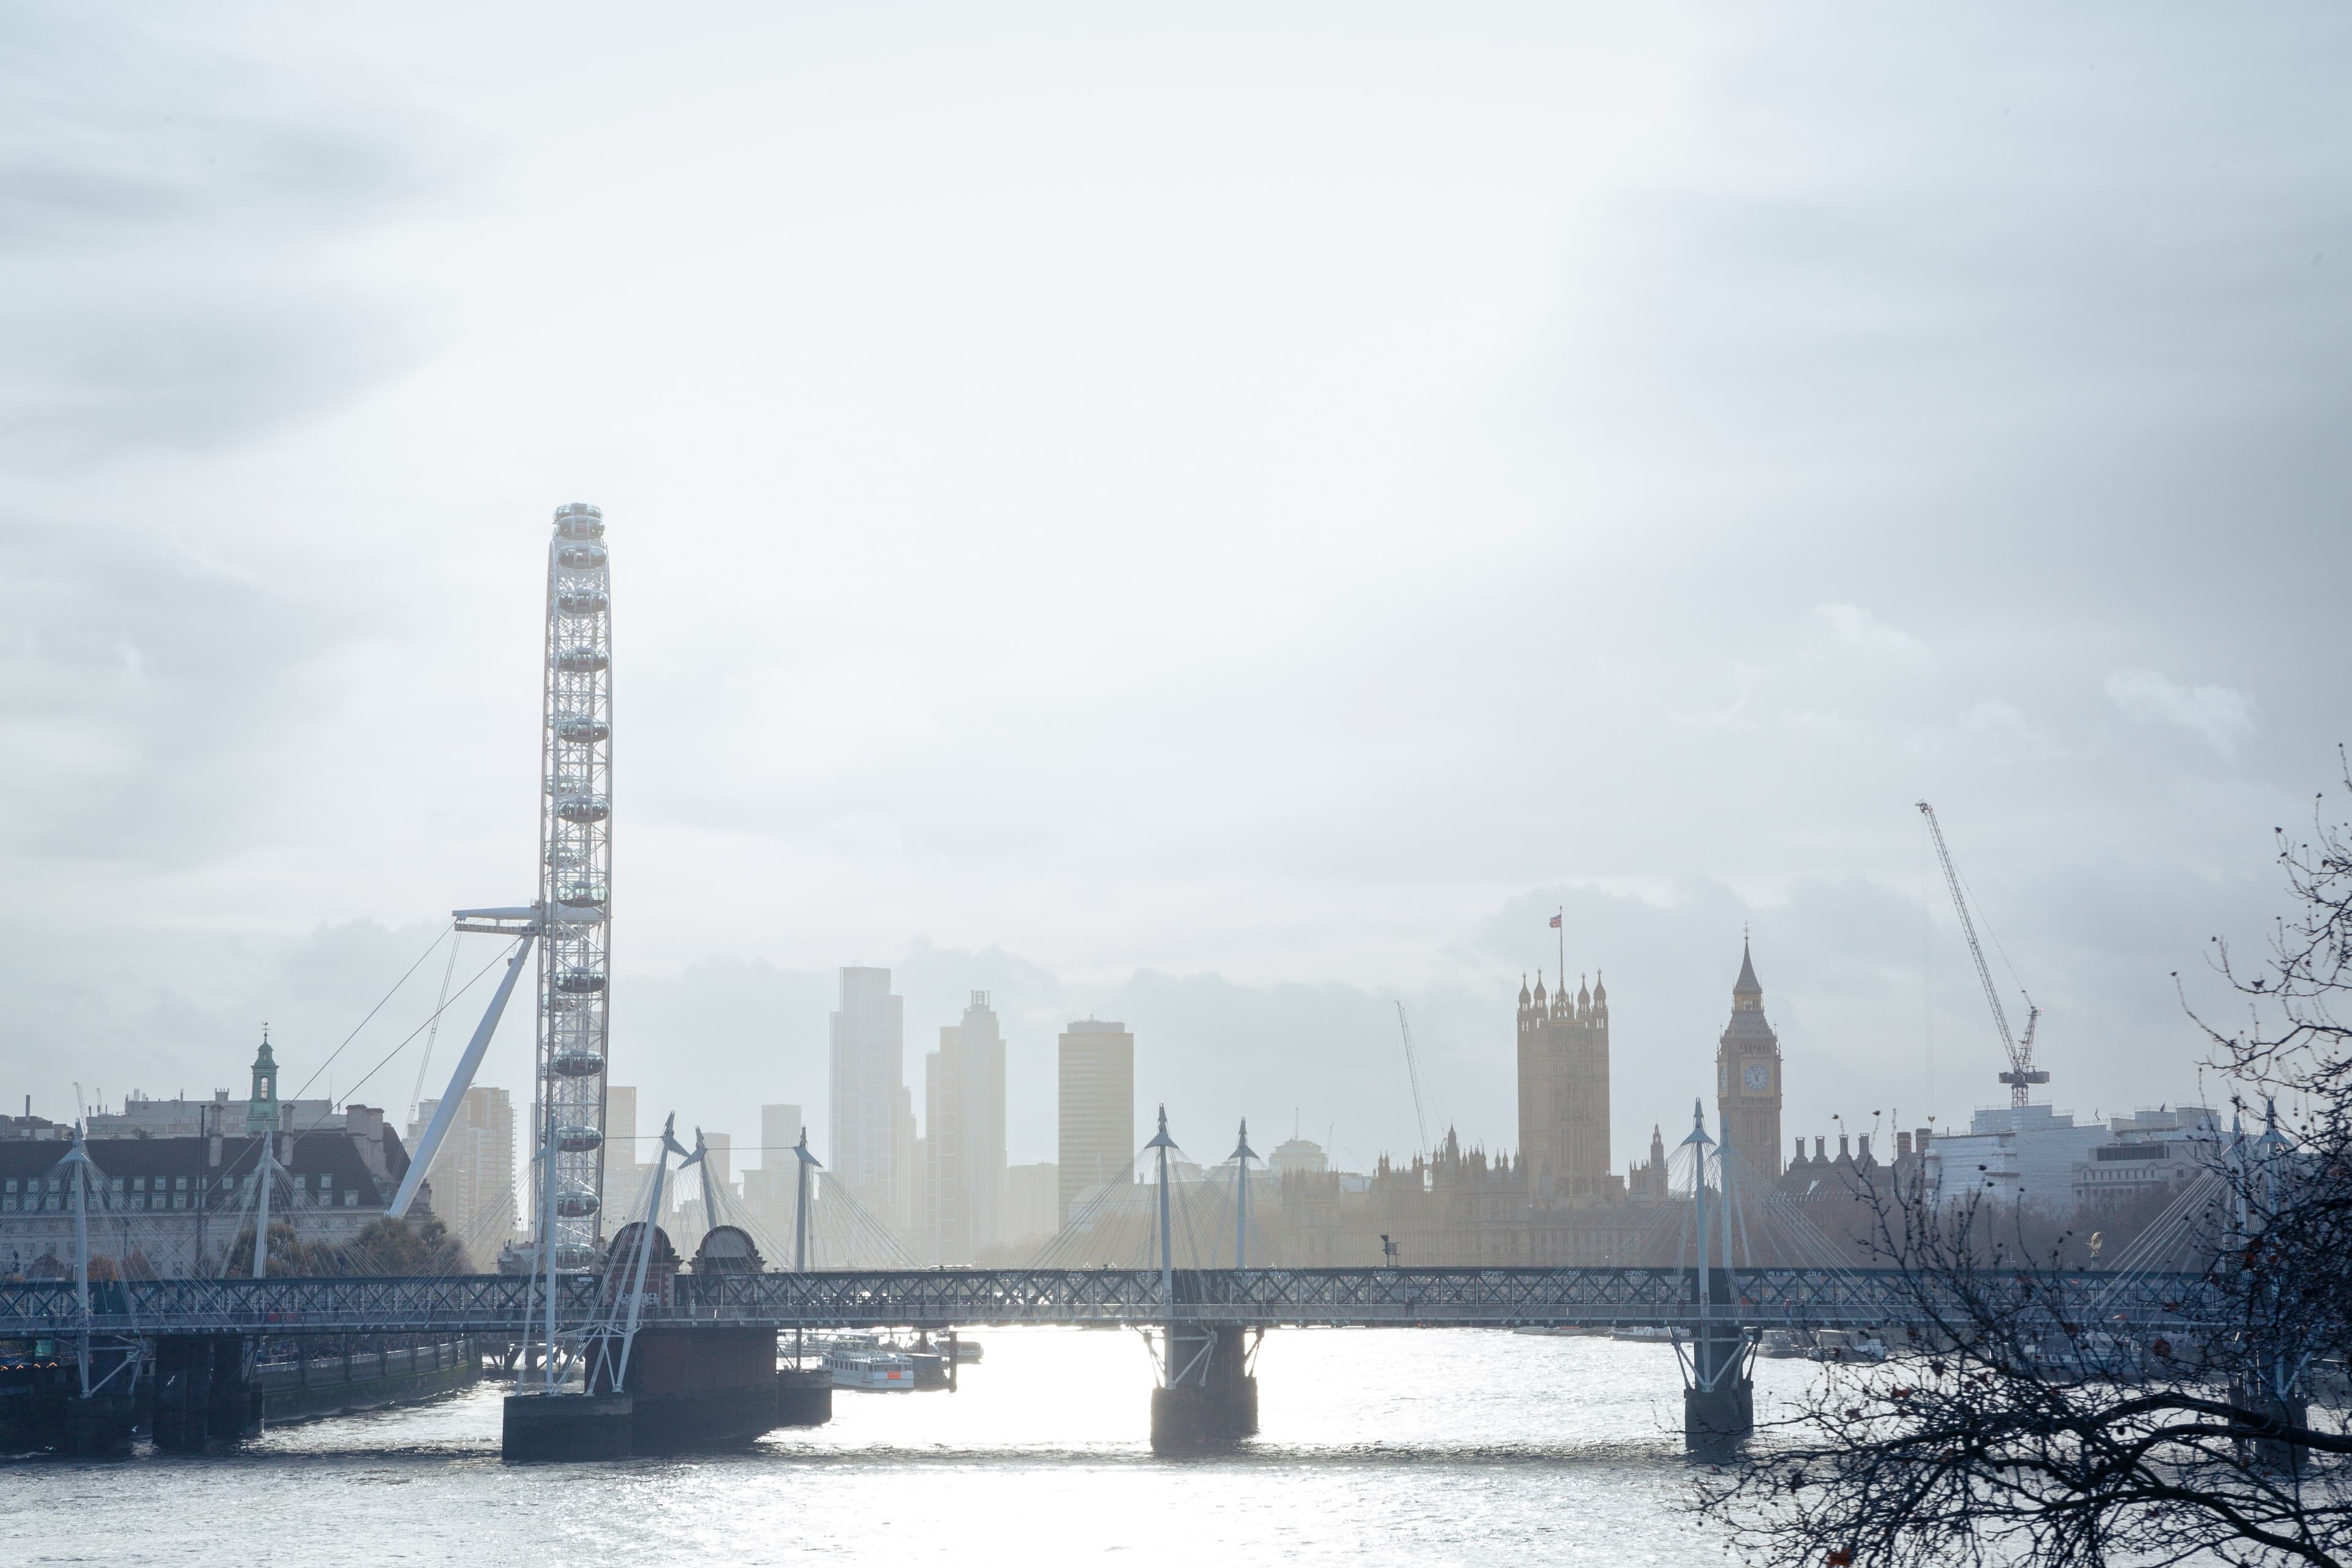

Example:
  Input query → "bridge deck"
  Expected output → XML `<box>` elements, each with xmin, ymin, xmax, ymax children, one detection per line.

<box><xmin>0</xmin><ymin>1266</ymin><xmax>2207</xmax><ymax>1338</ymax></box>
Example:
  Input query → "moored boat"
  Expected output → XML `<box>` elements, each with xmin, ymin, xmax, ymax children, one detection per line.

<box><xmin>823</xmin><ymin>1348</ymin><xmax>916</xmax><ymax>1390</ymax></box>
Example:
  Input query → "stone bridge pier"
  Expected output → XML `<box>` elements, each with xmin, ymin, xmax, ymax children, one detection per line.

<box><xmin>1148</xmin><ymin>1268</ymin><xmax>1260</xmax><ymax>1455</ymax></box>
<box><xmin>153</xmin><ymin>1334</ymin><xmax>262</xmax><ymax>1452</ymax></box>
<box><xmin>1682</xmin><ymin>1322</ymin><xmax>1754</xmax><ymax>1450</ymax></box>
<box><xmin>1150</xmin><ymin>1321</ymin><xmax>1258</xmax><ymax>1453</ymax></box>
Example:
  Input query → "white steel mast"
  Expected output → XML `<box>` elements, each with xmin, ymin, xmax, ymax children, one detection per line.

<box><xmin>537</xmin><ymin>503</ymin><xmax>616</xmax><ymax>1269</ymax></box>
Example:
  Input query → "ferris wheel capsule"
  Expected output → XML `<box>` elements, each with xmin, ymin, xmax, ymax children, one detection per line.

<box><xmin>557</xmin><ymin>793</ymin><xmax>609</xmax><ymax>823</ymax></box>
<box><xmin>556</xmin><ymin>718</ymin><xmax>611</xmax><ymax>745</ymax></box>
<box><xmin>554</xmin><ymin>1186</ymin><xmax>601</xmax><ymax>1218</ymax></box>
<box><xmin>553</xmin><ymin>502</ymin><xmax>605</xmax><ymax>540</ymax></box>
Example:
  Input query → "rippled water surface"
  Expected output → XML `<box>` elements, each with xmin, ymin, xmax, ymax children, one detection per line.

<box><xmin>1</xmin><ymin>1330</ymin><xmax>1826</xmax><ymax>1564</ymax></box>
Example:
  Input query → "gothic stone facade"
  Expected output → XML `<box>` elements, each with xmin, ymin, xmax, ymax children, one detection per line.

<box><xmin>1516</xmin><ymin>971</ymin><xmax>1611</xmax><ymax>1200</ymax></box>
<box><xmin>1713</xmin><ymin>941</ymin><xmax>1784</xmax><ymax>1181</ymax></box>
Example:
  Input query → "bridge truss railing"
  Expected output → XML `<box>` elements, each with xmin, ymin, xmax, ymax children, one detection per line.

<box><xmin>0</xmin><ymin>1266</ymin><xmax>2216</xmax><ymax>1340</ymax></box>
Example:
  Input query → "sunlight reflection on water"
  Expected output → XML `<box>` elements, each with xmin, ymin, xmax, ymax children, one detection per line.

<box><xmin>2</xmin><ymin>1330</ymin><xmax>1833</xmax><ymax>1565</ymax></box>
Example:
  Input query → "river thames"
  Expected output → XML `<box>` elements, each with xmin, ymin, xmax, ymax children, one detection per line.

<box><xmin>1</xmin><ymin>1329</ymin><xmax>1822</xmax><ymax>1564</ymax></box>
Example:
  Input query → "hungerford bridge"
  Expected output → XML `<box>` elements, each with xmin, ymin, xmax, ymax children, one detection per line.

<box><xmin>0</xmin><ymin>505</ymin><xmax>2215</xmax><ymax>1458</ymax></box>
<box><xmin>1</xmin><ymin>1251</ymin><xmax>2209</xmax><ymax>1342</ymax></box>
<box><xmin>1</xmin><ymin>1260</ymin><xmax>2211</xmax><ymax>1459</ymax></box>
<box><xmin>0</xmin><ymin>1096</ymin><xmax>2218</xmax><ymax>1458</ymax></box>
<box><xmin>0</xmin><ymin>1096</ymin><xmax>2215</xmax><ymax>1460</ymax></box>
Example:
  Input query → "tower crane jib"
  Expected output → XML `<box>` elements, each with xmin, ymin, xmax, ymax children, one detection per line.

<box><xmin>1917</xmin><ymin>800</ymin><xmax>2048</xmax><ymax>1109</ymax></box>
<box><xmin>1395</xmin><ymin>1001</ymin><xmax>1433</xmax><ymax>1158</ymax></box>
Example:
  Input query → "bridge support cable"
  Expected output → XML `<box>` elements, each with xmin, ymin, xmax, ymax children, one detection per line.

<box><xmin>604</xmin><ymin>1114</ymin><xmax>690</xmax><ymax>1394</ymax></box>
<box><xmin>1022</xmin><ymin>1150</ymin><xmax>1147</xmax><ymax>1270</ymax></box>
<box><xmin>406</xmin><ymin>932</ymin><xmax>466</xmax><ymax>1125</ymax></box>
<box><xmin>390</xmin><ymin>919</ymin><xmax>538</xmax><ymax>1219</ymax></box>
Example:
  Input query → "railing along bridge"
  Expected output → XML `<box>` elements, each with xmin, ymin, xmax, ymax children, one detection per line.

<box><xmin>0</xmin><ymin>1263</ymin><xmax>2211</xmax><ymax>1340</ymax></box>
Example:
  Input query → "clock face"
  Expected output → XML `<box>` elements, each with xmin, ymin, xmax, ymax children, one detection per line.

<box><xmin>1743</xmin><ymin>1063</ymin><xmax>1773</xmax><ymax>1093</ymax></box>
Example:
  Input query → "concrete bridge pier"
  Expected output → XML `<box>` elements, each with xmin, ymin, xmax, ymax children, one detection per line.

<box><xmin>59</xmin><ymin>1344</ymin><xmax>138</xmax><ymax>1457</ymax></box>
<box><xmin>1150</xmin><ymin>1323</ymin><xmax>1257</xmax><ymax>1455</ymax></box>
<box><xmin>2231</xmin><ymin>1375</ymin><xmax>2312</xmax><ymax>1475</ymax></box>
<box><xmin>61</xmin><ymin>1389</ymin><xmax>136</xmax><ymax>1456</ymax></box>
<box><xmin>775</xmin><ymin>1365</ymin><xmax>832</xmax><ymax>1427</ymax></box>
<box><xmin>153</xmin><ymin>1335</ymin><xmax>261</xmax><ymax>1452</ymax></box>
<box><xmin>502</xmin><ymin>1391</ymin><xmax>635</xmax><ymax>1460</ymax></box>
<box><xmin>1681</xmin><ymin>1319</ymin><xmax>1754</xmax><ymax>1453</ymax></box>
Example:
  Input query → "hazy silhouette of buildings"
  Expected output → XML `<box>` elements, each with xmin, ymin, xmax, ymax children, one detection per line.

<box><xmin>1627</xmin><ymin>1123</ymin><xmax>1669</xmax><ymax>1201</ymax></box>
<box><xmin>740</xmin><ymin>1102</ymin><xmax>802</xmax><ymax>1243</ymax></box>
<box><xmin>1270</xmin><ymin>1135</ymin><xmax>1327</xmax><ymax>1178</ymax></box>
<box><xmin>1058</xmin><ymin>1019</ymin><xmax>1134</xmax><ymax>1224</ymax></box>
<box><xmin>406</xmin><ymin>1084</ymin><xmax>518</xmax><ymax>1257</ymax></box>
<box><xmin>1001</xmin><ymin>1160</ymin><xmax>1058</xmax><ymax>1254</ymax></box>
<box><xmin>922</xmin><ymin>992</ymin><xmax>1006</xmax><ymax>1262</ymax></box>
<box><xmin>829</xmin><ymin>966</ymin><xmax>907</xmax><ymax>1226</ymax></box>
<box><xmin>1715</xmin><ymin>939</ymin><xmax>1784</xmax><ymax>1180</ymax></box>
<box><xmin>599</xmin><ymin>1084</ymin><xmax>656</xmax><ymax>1230</ymax></box>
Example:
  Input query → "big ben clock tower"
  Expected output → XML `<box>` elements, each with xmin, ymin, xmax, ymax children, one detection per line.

<box><xmin>1714</xmin><ymin>937</ymin><xmax>1783</xmax><ymax>1178</ymax></box>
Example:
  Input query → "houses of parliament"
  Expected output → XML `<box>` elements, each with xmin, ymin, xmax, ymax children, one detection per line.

<box><xmin>1513</xmin><ymin>937</ymin><xmax>1783</xmax><ymax>1202</ymax></box>
<box><xmin>1240</xmin><ymin>938</ymin><xmax>1789</xmax><ymax>1268</ymax></box>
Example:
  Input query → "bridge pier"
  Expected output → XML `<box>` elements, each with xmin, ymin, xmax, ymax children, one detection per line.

<box><xmin>1681</xmin><ymin>1321</ymin><xmax>1754</xmax><ymax>1452</ymax></box>
<box><xmin>2231</xmin><ymin>1376</ymin><xmax>2311</xmax><ymax>1475</ymax></box>
<box><xmin>153</xmin><ymin>1335</ymin><xmax>260</xmax><ymax>1452</ymax></box>
<box><xmin>502</xmin><ymin>1392</ymin><xmax>635</xmax><ymax>1460</ymax></box>
<box><xmin>504</xmin><ymin>1327</ymin><xmax>832</xmax><ymax>1459</ymax></box>
<box><xmin>61</xmin><ymin>1387</ymin><xmax>137</xmax><ymax>1457</ymax></box>
<box><xmin>1150</xmin><ymin>1324</ymin><xmax>1257</xmax><ymax>1455</ymax></box>
<box><xmin>599</xmin><ymin>1327</ymin><xmax>783</xmax><ymax>1453</ymax></box>
<box><xmin>775</xmin><ymin>1365</ymin><xmax>832</xmax><ymax>1427</ymax></box>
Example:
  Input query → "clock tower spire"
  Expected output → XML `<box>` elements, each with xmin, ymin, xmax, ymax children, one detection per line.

<box><xmin>1714</xmin><ymin>937</ymin><xmax>1782</xmax><ymax>1178</ymax></box>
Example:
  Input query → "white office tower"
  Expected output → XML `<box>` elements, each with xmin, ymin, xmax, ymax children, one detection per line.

<box><xmin>923</xmin><ymin>992</ymin><xmax>1008</xmax><ymax>1262</ymax></box>
<box><xmin>534</xmin><ymin>502</ymin><xmax>616</xmax><ymax>1270</ymax></box>
<box><xmin>1058</xmin><ymin>1019</ymin><xmax>1136</xmax><ymax>1225</ymax></box>
<box><xmin>828</xmin><ymin>967</ymin><xmax>906</xmax><ymax>1224</ymax></box>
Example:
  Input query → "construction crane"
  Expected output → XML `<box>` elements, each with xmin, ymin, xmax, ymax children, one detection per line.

<box><xmin>1395</xmin><ymin>1001</ymin><xmax>1433</xmax><ymax>1156</ymax></box>
<box><xmin>1918</xmin><ymin>801</ymin><xmax>2047</xmax><ymax>1109</ymax></box>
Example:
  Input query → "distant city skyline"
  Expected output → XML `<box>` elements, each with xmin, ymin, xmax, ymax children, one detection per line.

<box><xmin>1</xmin><ymin>4</ymin><xmax>2332</xmax><ymax>1206</ymax></box>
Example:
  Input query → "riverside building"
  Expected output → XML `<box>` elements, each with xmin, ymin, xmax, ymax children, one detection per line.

<box><xmin>1</xmin><ymin>1037</ymin><xmax>432</xmax><ymax>1279</ymax></box>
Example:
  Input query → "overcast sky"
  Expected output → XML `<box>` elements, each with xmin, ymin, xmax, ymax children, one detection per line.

<box><xmin>3</xmin><ymin>3</ymin><xmax>2346</xmax><ymax>1175</ymax></box>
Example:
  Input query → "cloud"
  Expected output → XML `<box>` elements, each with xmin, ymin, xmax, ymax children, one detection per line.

<box><xmin>2105</xmin><ymin>669</ymin><xmax>2257</xmax><ymax>761</ymax></box>
<box><xmin>0</xmin><ymin>9</ymin><xmax>462</xmax><ymax>462</ymax></box>
<box><xmin>1812</xmin><ymin>603</ymin><xmax>1928</xmax><ymax>663</ymax></box>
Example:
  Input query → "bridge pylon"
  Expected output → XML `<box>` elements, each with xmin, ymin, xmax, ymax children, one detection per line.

<box><xmin>1673</xmin><ymin>1101</ymin><xmax>1757</xmax><ymax>1451</ymax></box>
<box><xmin>1144</xmin><ymin>1109</ymin><xmax>1261</xmax><ymax>1453</ymax></box>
